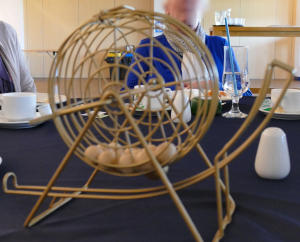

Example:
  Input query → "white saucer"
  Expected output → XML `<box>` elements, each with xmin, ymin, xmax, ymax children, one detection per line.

<box><xmin>259</xmin><ymin>98</ymin><xmax>300</xmax><ymax>120</ymax></box>
<box><xmin>0</xmin><ymin>111</ymin><xmax>43</xmax><ymax>129</ymax></box>
<box><xmin>0</xmin><ymin>156</ymin><xmax>2</xmax><ymax>166</ymax></box>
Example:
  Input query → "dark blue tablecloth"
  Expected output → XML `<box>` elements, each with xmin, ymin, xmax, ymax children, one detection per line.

<box><xmin>0</xmin><ymin>97</ymin><xmax>299</xmax><ymax>242</ymax></box>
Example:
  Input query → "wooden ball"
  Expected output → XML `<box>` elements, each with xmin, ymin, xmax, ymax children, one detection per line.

<box><xmin>97</xmin><ymin>149</ymin><xmax>118</xmax><ymax>165</ymax></box>
<box><xmin>135</xmin><ymin>144</ymin><xmax>157</xmax><ymax>172</ymax></box>
<box><xmin>108</xmin><ymin>142</ymin><xmax>122</xmax><ymax>149</ymax></box>
<box><xmin>118</xmin><ymin>152</ymin><xmax>135</xmax><ymax>174</ymax></box>
<box><xmin>108</xmin><ymin>142</ymin><xmax>123</xmax><ymax>158</ymax></box>
<box><xmin>136</xmin><ymin>145</ymin><xmax>157</xmax><ymax>163</ymax></box>
<box><xmin>97</xmin><ymin>144</ymin><xmax>105</xmax><ymax>151</ymax></box>
<box><xmin>119</xmin><ymin>153</ymin><xmax>134</xmax><ymax>166</ymax></box>
<box><xmin>155</xmin><ymin>142</ymin><xmax>177</xmax><ymax>164</ymax></box>
<box><xmin>135</xmin><ymin>149</ymin><xmax>148</xmax><ymax>164</ymax></box>
<box><xmin>84</xmin><ymin>145</ymin><xmax>102</xmax><ymax>161</ymax></box>
<box><xmin>130</xmin><ymin>148</ymin><xmax>142</xmax><ymax>163</ymax></box>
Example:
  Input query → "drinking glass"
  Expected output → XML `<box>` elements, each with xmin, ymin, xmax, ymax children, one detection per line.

<box><xmin>222</xmin><ymin>46</ymin><xmax>249</xmax><ymax>118</ymax></box>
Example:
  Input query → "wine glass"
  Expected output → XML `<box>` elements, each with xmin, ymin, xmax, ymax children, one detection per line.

<box><xmin>222</xmin><ymin>46</ymin><xmax>250</xmax><ymax>118</ymax></box>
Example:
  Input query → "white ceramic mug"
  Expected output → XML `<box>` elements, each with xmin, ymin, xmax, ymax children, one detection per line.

<box><xmin>134</xmin><ymin>85</ymin><xmax>171</xmax><ymax>111</ymax></box>
<box><xmin>271</xmin><ymin>89</ymin><xmax>300</xmax><ymax>113</ymax></box>
<box><xmin>0</xmin><ymin>92</ymin><xmax>37</xmax><ymax>121</ymax></box>
<box><xmin>255</xmin><ymin>127</ymin><xmax>290</xmax><ymax>180</ymax></box>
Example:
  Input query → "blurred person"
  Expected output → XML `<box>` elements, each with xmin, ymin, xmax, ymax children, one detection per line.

<box><xmin>0</xmin><ymin>21</ymin><xmax>36</xmax><ymax>93</ymax></box>
<box><xmin>127</xmin><ymin>0</ymin><xmax>252</xmax><ymax>96</ymax></box>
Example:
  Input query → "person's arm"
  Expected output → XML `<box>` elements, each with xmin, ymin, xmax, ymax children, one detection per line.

<box><xmin>14</xmin><ymin>33</ymin><xmax>36</xmax><ymax>92</ymax></box>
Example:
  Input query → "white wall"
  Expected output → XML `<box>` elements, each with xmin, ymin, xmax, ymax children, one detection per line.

<box><xmin>202</xmin><ymin>0</ymin><xmax>296</xmax><ymax>80</ymax></box>
<box><xmin>24</xmin><ymin>0</ymin><xmax>300</xmax><ymax>79</ymax></box>
<box><xmin>24</xmin><ymin>0</ymin><xmax>153</xmax><ymax>78</ymax></box>
<box><xmin>294</xmin><ymin>0</ymin><xmax>300</xmax><ymax>76</ymax></box>
<box><xmin>154</xmin><ymin>0</ymin><xmax>164</xmax><ymax>13</ymax></box>
<box><xmin>0</xmin><ymin>0</ymin><xmax>24</xmax><ymax>48</ymax></box>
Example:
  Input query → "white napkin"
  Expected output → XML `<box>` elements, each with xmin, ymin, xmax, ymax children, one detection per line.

<box><xmin>171</xmin><ymin>90</ymin><xmax>191</xmax><ymax>123</ymax></box>
<box><xmin>181</xmin><ymin>52</ymin><xmax>209</xmax><ymax>88</ymax></box>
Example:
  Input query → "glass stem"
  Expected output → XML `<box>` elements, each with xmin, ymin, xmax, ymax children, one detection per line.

<box><xmin>231</xmin><ymin>95</ymin><xmax>240</xmax><ymax>113</ymax></box>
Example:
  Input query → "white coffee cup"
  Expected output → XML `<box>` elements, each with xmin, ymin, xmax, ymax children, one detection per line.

<box><xmin>0</xmin><ymin>92</ymin><xmax>37</xmax><ymax>121</ymax></box>
<box><xmin>271</xmin><ymin>89</ymin><xmax>300</xmax><ymax>113</ymax></box>
<box><xmin>134</xmin><ymin>85</ymin><xmax>171</xmax><ymax>111</ymax></box>
<box><xmin>255</xmin><ymin>127</ymin><xmax>290</xmax><ymax>180</ymax></box>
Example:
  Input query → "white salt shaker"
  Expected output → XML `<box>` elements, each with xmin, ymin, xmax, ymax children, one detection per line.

<box><xmin>171</xmin><ymin>90</ymin><xmax>191</xmax><ymax>123</ymax></box>
<box><xmin>255</xmin><ymin>127</ymin><xmax>290</xmax><ymax>180</ymax></box>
